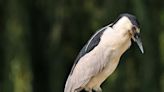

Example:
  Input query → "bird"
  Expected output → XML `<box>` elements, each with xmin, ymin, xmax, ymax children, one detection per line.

<box><xmin>64</xmin><ymin>13</ymin><xmax>144</xmax><ymax>92</ymax></box>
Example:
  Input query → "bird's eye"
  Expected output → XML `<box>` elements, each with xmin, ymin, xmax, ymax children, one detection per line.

<box><xmin>132</xmin><ymin>26</ymin><xmax>136</xmax><ymax>31</ymax></box>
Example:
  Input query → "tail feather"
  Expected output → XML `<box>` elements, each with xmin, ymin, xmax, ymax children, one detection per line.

<box><xmin>64</xmin><ymin>76</ymin><xmax>74</xmax><ymax>92</ymax></box>
<box><xmin>64</xmin><ymin>74</ymin><xmax>89</xmax><ymax>92</ymax></box>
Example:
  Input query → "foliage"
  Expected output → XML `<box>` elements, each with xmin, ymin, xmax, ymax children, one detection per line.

<box><xmin>0</xmin><ymin>0</ymin><xmax>163</xmax><ymax>92</ymax></box>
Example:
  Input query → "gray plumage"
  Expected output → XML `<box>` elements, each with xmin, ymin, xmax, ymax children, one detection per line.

<box><xmin>70</xmin><ymin>25</ymin><xmax>110</xmax><ymax>75</ymax></box>
<box><xmin>65</xmin><ymin>25</ymin><xmax>108</xmax><ymax>92</ymax></box>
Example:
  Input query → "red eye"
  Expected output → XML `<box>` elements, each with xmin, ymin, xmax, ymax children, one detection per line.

<box><xmin>132</xmin><ymin>26</ymin><xmax>136</xmax><ymax>31</ymax></box>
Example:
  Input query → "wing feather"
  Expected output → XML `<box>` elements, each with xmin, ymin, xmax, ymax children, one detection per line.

<box><xmin>64</xmin><ymin>24</ymin><xmax>112</xmax><ymax>92</ymax></box>
<box><xmin>70</xmin><ymin>26</ymin><xmax>107</xmax><ymax>75</ymax></box>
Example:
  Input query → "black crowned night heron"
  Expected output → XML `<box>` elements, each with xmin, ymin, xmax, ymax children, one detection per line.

<box><xmin>64</xmin><ymin>13</ymin><xmax>144</xmax><ymax>92</ymax></box>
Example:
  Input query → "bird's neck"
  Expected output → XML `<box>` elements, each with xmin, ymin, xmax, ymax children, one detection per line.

<box><xmin>112</xmin><ymin>27</ymin><xmax>132</xmax><ymax>55</ymax></box>
<box><xmin>112</xmin><ymin>17</ymin><xmax>132</xmax><ymax>36</ymax></box>
<box><xmin>101</xmin><ymin>27</ymin><xmax>131</xmax><ymax>56</ymax></box>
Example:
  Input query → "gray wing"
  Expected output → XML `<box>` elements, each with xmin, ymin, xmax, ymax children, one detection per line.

<box><xmin>69</xmin><ymin>24</ymin><xmax>111</xmax><ymax>75</ymax></box>
<box><xmin>64</xmin><ymin>24</ymin><xmax>113</xmax><ymax>92</ymax></box>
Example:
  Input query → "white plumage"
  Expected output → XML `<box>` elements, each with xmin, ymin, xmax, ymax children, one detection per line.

<box><xmin>64</xmin><ymin>14</ymin><xmax>143</xmax><ymax>92</ymax></box>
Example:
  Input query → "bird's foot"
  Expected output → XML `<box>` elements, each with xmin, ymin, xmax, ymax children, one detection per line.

<box><xmin>93</xmin><ymin>86</ymin><xmax>102</xmax><ymax>92</ymax></box>
<box><xmin>85</xmin><ymin>87</ymin><xmax>92</xmax><ymax>92</ymax></box>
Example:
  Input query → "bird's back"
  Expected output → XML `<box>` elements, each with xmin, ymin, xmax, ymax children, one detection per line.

<box><xmin>64</xmin><ymin>26</ymin><xmax>109</xmax><ymax>92</ymax></box>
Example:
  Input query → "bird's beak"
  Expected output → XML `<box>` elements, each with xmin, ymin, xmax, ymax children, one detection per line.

<box><xmin>132</xmin><ymin>29</ymin><xmax>144</xmax><ymax>54</ymax></box>
<box><xmin>135</xmin><ymin>37</ymin><xmax>144</xmax><ymax>54</ymax></box>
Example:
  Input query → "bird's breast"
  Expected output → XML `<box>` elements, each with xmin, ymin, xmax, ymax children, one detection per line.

<box><xmin>100</xmin><ymin>29</ymin><xmax>131</xmax><ymax>58</ymax></box>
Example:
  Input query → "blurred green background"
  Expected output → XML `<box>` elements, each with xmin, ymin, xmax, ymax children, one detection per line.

<box><xmin>0</xmin><ymin>0</ymin><xmax>164</xmax><ymax>92</ymax></box>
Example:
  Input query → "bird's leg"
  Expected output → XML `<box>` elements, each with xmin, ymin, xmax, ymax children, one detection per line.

<box><xmin>93</xmin><ymin>86</ymin><xmax>102</xmax><ymax>92</ymax></box>
<box><xmin>85</xmin><ymin>88</ymin><xmax>92</xmax><ymax>92</ymax></box>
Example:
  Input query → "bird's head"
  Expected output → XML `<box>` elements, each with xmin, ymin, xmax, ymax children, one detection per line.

<box><xmin>112</xmin><ymin>13</ymin><xmax>144</xmax><ymax>53</ymax></box>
